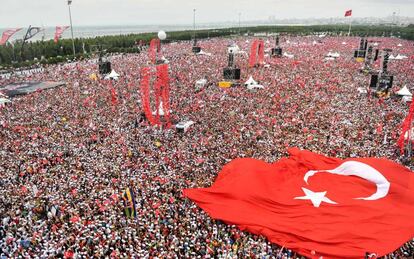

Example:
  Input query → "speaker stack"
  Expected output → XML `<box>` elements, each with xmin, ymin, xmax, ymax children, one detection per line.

<box><xmin>192</xmin><ymin>39</ymin><xmax>201</xmax><ymax>53</ymax></box>
<box><xmin>354</xmin><ymin>38</ymin><xmax>367</xmax><ymax>61</ymax></box>
<box><xmin>192</xmin><ymin>46</ymin><xmax>201</xmax><ymax>53</ymax></box>
<box><xmin>98</xmin><ymin>61</ymin><xmax>111</xmax><ymax>75</ymax></box>
<box><xmin>271</xmin><ymin>36</ymin><xmax>283</xmax><ymax>57</ymax></box>
<box><xmin>223</xmin><ymin>67</ymin><xmax>241</xmax><ymax>80</ymax></box>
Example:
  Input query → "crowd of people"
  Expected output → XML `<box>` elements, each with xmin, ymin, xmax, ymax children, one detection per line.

<box><xmin>0</xmin><ymin>35</ymin><xmax>413</xmax><ymax>258</ymax></box>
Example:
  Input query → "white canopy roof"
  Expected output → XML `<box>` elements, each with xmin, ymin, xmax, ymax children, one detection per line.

<box><xmin>244</xmin><ymin>76</ymin><xmax>258</xmax><ymax>86</ymax></box>
<box><xmin>0</xmin><ymin>98</ymin><xmax>11</xmax><ymax>105</ymax></box>
<box><xmin>283</xmin><ymin>52</ymin><xmax>294</xmax><ymax>59</ymax></box>
<box><xmin>357</xmin><ymin>87</ymin><xmax>368</xmax><ymax>94</ymax></box>
<box><xmin>327</xmin><ymin>52</ymin><xmax>340</xmax><ymax>58</ymax></box>
<box><xmin>176</xmin><ymin>120</ymin><xmax>195</xmax><ymax>132</ymax></box>
<box><xmin>196</xmin><ymin>50</ymin><xmax>212</xmax><ymax>56</ymax></box>
<box><xmin>396</xmin><ymin>86</ymin><xmax>412</xmax><ymax>96</ymax></box>
<box><xmin>395</xmin><ymin>54</ymin><xmax>408</xmax><ymax>60</ymax></box>
<box><xmin>104</xmin><ymin>70</ymin><xmax>120</xmax><ymax>80</ymax></box>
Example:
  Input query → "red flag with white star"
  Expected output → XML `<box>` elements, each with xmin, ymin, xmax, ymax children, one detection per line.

<box><xmin>183</xmin><ymin>148</ymin><xmax>414</xmax><ymax>259</ymax></box>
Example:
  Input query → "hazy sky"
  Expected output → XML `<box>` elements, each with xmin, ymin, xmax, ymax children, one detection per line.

<box><xmin>0</xmin><ymin>0</ymin><xmax>413</xmax><ymax>27</ymax></box>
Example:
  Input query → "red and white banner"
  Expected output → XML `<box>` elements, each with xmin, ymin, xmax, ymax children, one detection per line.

<box><xmin>184</xmin><ymin>148</ymin><xmax>414</xmax><ymax>258</ymax></box>
<box><xmin>249</xmin><ymin>39</ymin><xmax>265</xmax><ymax>67</ymax></box>
<box><xmin>54</xmin><ymin>26</ymin><xmax>69</xmax><ymax>43</ymax></box>
<box><xmin>140</xmin><ymin>64</ymin><xmax>171</xmax><ymax>128</ymax></box>
<box><xmin>345</xmin><ymin>9</ymin><xmax>352</xmax><ymax>17</ymax></box>
<box><xmin>0</xmin><ymin>28</ymin><xmax>22</xmax><ymax>45</ymax></box>
<box><xmin>149</xmin><ymin>38</ymin><xmax>161</xmax><ymax>63</ymax></box>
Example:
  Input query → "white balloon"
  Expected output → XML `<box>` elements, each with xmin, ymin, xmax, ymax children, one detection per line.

<box><xmin>158</xmin><ymin>31</ymin><xmax>167</xmax><ymax>40</ymax></box>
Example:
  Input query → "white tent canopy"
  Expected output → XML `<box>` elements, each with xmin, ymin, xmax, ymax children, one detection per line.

<box><xmin>175</xmin><ymin>120</ymin><xmax>195</xmax><ymax>133</ymax></box>
<box><xmin>104</xmin><ymin>70</ymin><xmax>120</xmax><ymax>80</ymax></box>
<box><xmin>228</xmin><ymin>44</ymin><xmax>240</xmax><ymax>54</ymax></box>
<box><xmin>195</xmin><ymin>79</ymin><xmax>207</xmax><ymax>90</ymax></box>
<box><xmin>196</xmin><ymin>50</ymin><xmax>212</xmax><ymax>56</ymax></box>
<box><xmin>244</xmin><ymin>76</ymin><xmax>264</xmax><ymax>90</ymax></box>
<box><xmin>0</xmin><ymin>98</ymin><xmax>11</xmax><ymax>106</ymax></box>
<box><xmin>326</xmin><ymin>52</ymin><xmax>340</xmax><ymax>58</ymax></box>
<box><xmin>357</xmin><ymin>87</ymin><xmax>368</xmax><ymax>94</ymax></box>
<box><xmin>283</xmin><ymin>52</ymin><xmax>294</xmax><ymax>59</ymax></box>
<box><xmin>396</xmin><ymin>86</ymin><xmax>412</xmax><ymax>96</ymax></box>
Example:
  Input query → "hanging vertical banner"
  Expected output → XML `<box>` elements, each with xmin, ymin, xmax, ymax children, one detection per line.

<box><xmin>140</xmin><ymin>67</ymin><xmax>157</xmax><ymax>125</ymax></box>
<box><xmin>249</xmin><ymin>40</ymin><xmax>265</xmax><ymax>67</ymax></box>
<box><xmin>149</xmin><ymin>38</ymin><xmax>161</xmax><ymax>63</ymax></box>
<box><xmin>258</xmin><ymin>39</ymin><xmax>265</xmax><ymax>64</ymax></box>
<box><xmin>249</xmin><ymin>40</ymin><xmax>259</xmax><ymax>67</ymax></box>
<box><xmin>139</xmin><ymin>64</ymin><xmax>171</xmax><ymax>128</ymax></box>
<box><xmin>54</xmin><ymin>26</ymin><xmax>70</xmax><ymax>43</ymax></box>
<box><xmin>0</xmin><ymin>28</ymin><xmax>22</xmax><ymax>45</ymax></box>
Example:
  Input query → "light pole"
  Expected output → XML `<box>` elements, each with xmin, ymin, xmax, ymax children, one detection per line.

<box><xmin>193</xmin><ymin>9</ymin><xmax>196</xmax><ymax>41</ymax></box>
<box><xmin>238</xmin><ymin>12</ymin><xmax>241</xmax><ymax>35</ymax></box>
<box><xmin>67</xmin><ymin>0</ymin><xmax>76</xmax><ymax>57</ymax></box>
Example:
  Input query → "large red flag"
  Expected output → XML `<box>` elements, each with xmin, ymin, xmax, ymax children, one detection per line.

<box><xmin>54</xmin><ymin>26</ymin><xmax>70</xmax><ymax>43</ymax></box>
<box><xmin>345</xmin><ymin>9</ymin><xmax>352</xmax><ymax>17</ymax></box>
<box><xmin>397</xmin><ymin>99</ymin><xmax>414</xmax><ymax>154</ymax></box>
<box><xmin>0</xmin><ymin>28</ymin><xmax>22</xmax><ymax>45</ymax></box>
<box><xmin>184</xmin><ymin>148</ymin><xmax>414</xmax><ymax>259</ymax></box>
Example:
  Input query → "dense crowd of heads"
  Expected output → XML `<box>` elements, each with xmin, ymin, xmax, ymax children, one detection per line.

<box><xmin>0</xmin><ymin>36</ymin><xmax>413</xmax><ymax>258</ymax></box>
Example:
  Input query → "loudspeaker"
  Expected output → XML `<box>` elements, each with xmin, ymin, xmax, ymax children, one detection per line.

<box><xmin>223</xmin><ymin>68</ymin><xmax>241</xmax><ymax>80</ymax></box>
<box><xmin>99</xmin><ymin>61</ymin><xmax>111</xmax><ymax>74</ymax></box>
<box><xmin>271</xmin><ymin>48</ymin><xmax>282</xmax><ymax>57</ymax></box>
<box><xmin>192</xmin><ymin>46</ymin><xmax>201</xmax><ymax>53</ymax></box>
<box><xmin>370</xmin><ymin>74</ymin><xmax>378</xmax><ymax>88</ymax></box>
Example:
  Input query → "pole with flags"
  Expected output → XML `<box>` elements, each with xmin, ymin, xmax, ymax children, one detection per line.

<box><xmin>345</xmin><ymin>9</ymin><xmax>353</xmax><ymax>36</ymax></box>
<box><xmin>67</xmin><ymin>0</ymin><xmax>76</xmax><ymax>57</ymax></box>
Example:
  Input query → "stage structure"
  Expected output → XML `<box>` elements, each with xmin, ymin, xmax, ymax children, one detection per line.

<box><xmin>91</xmin><ymin>45</ymin><xmax>112</xmax><ymax>75</ymax></box>
<box><xmin>354</xmin><ymin>37</ymin><xmax>368</xmax><ymax>62</ymax></box>
<box><xmin>192</xmin><ymin>9</ymin><xmax>201</xmax><ymax>54</ymax></box>
<box><xmin>219</xmin><ymin>48</ymin><xmax>241</xmax><ymax>88</ymax></box>
<box><xmin>361</xmin><ymin>42</ymin><xmax>379</xmax><ymax>73</ymax></box>
<box><xmin>369</xmin><ymin>49</ymin><xmax>394</xmax><ymax>97</ymax></box>
<box><xmin>271</xmin><ymin>35</ymin><xmax>283</xmax><ymax>57</ymax></box>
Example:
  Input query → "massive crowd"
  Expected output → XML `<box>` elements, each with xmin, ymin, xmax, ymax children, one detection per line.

<box><xmin>0</xmin><ymin>35</ymin><xmax>413</xmax><ymax>258</ymax></box>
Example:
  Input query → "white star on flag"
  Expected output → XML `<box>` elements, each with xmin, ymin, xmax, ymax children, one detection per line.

<box><xmin>294</xmin><ymin>188</ymin><xmax>337</xmax><ymax>207</ymax></box>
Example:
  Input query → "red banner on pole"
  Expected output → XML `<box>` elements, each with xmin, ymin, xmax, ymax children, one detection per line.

<box><xmin>54</xmin><ymin>26</ymin><xmax>70</xmax><ymax>43</ymax></box>
<box><xmin>397</xmin><ymin>99</ymin><xmax>414</xmax><ymax>154</ymax></box>
<box><xmin>345</xmin><ymin>10</ymin><xmax>352</xmax><ymax>17</ymax></box>
<box><xmin>0</xmin><ymin>28</ymin><xmax>22</xmax><ymax>45</ymax></box>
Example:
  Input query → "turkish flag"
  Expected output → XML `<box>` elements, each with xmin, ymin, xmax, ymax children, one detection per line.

<box><xmin>183</xmin><ymin>148</ymin><xmax>414</xmax><ymax>259</ymax></box>
<box><xmin>345</xmin><ymin>9</ymin><xmax>352</xmax><ymax>17</ymax></box>
<box><xmin>0</xmin><ymin>28</ymin><xmax>22</xmax><ymax>45</ymax></box>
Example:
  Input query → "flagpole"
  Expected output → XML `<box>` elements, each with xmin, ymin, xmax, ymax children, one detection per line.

<box><xmin>348</xmin><ymin>16</ymin><xmax>352</xmax><ymax>37</ymax></box>
<box><xmin>67</xmin><ymin>0</ymin><xmax>76</xmax><ymax>57</ymax></box>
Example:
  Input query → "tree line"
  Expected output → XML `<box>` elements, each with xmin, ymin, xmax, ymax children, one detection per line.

<box><xmin>0</xmin><ymin>24</ymin><xmax>413</xmax><ymax>68</ymax></box>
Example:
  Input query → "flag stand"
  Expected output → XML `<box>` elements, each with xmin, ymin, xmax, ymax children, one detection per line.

<box><xmin>348</xmin><ymin>16</ymin><xmax>353</xmax><ymax>36</ymax></box>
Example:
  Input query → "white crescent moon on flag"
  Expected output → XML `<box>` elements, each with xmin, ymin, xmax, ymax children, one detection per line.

<box><xmin>304</xmin><ymin>161</ymin><xmax>390</xmax><ymax>201</ymax></box>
